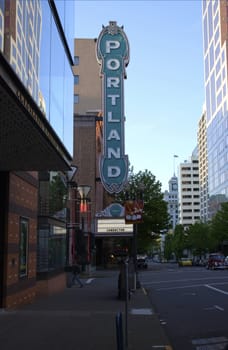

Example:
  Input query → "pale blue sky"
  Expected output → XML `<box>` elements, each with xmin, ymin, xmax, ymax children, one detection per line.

<box><xmin>74</xmin><ymin>0</ymin><xmax>204</xmax><ymax>191</ymax></box>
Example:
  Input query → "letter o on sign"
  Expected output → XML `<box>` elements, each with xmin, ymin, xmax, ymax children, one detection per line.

<box><xmin>106</xmin><ymin>58</ymin><xmax>120</xmax><ymax>70</ymax></box>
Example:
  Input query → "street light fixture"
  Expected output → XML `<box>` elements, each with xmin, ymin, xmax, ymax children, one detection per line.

<box><xmin>124</xmin><ymin>182</ymin><xmax>144</xmax><ymax>289</ymax></box>
<box><xmin>65</xmin><ymin>165</ymin><xmax>78</xmax><ymax>268</ymax></box>
<box><xmin>77</xmin><ymin>185</ymin><xmax>92</xmax><ymax>272</ymax></box>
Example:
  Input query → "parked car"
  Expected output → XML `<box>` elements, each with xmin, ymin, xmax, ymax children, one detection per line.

<box><xmin>137</xmin><ymin>255</ymin><xmax>148</xmax><ymax>269</ymax></box>
<box><xmin>224</xmin><ymin>256</ymin><xmax>228</xmax><ymax>268</ymax></box>
<box><xmin>206</xmin><ymin>253</ymin><xmax>225</xmax><ymax>270</ymax></box>
<box><xmin>178</xmin><ymin>257</ymin><xmax>192</xmax><ymax>267</ymax></box>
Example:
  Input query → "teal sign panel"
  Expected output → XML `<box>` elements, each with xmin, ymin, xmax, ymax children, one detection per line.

<box><xmin>96</xmin><ymin>21</ymin><xmax>129</xmax><ymax>194</ymax></box>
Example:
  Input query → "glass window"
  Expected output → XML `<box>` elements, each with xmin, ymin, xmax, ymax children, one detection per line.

<box><xmin>214</xmin><ymin>12</ymin><xmax>219</xmax><ymax>30</ymax></box>
<box><xmin>19</xmin><ymin>218</ymin><xmax>28</xmax><ymax>278</ymax></box>
<box><xmin>211</xmin><ymin>72</ymin><xmax>216</xmax><ymax>115</ymax></box>
<box><xmin>54</xmin><ymin>0</ymin><xmax>75</xmax><ymax>56</ymax></box>
<box><xmin>208</xmin><ymin>1</ymin><xmax>213</xmax><ymax>41</ymax></box>
<box><xmin>39</xmin><ymin>1</ymin><xmax>74</xmax><ymax>156</ymax></box>
<box><xmin>223</xmin><ymin>84</ymin><xmax>226</xmax><ymax>97</ymax></box>
<box><xmin>205</xmin><ymin>55</ymin><xmax>209</xmax><ymax>81</ymax></box>
<box><xmin>202</xmin><ymin>0</ymin><xmax>207</xmax><ymax>15</ymax></box>
<box><xmin>209</xmin><ymin>43</ymin><xmax>214</xmax><ymax>70</ymax></box>
<box><xmin>222</xmin><ymin>50</ymin><xmax>225</xmax><ymax>63</ymax></box>
<box><xmin>216</xmin><ymin>75</ymin><xmax>221</xmax><ymax>90</ymax></box>
<box><xmin>215</xmin><ymin>43</ymin><xmax>220</xmax><ymax>61</ymax></box>
<box><xmin>213</xmin><ymin>0</ymin><xmax>218</xmax><ymax>14</ymax></box>
<box><xmin>206</xmin><ymin>82</ymin><xmax>211</xmax><ymax>122</ymax></box>
<box><xmin>215</xmin><ymin>60</ymin><xmax>220</xmax><ymax>76</ymax></box>
<box><xmin>74</xmin><ymin>75</ymin><xmax>79</xmax><ymax>85</ymax></box>
<box><xmin>203</xmin><ymin>15</ymin><xmax>208</xmax><ymax>54</ymax></box>
<box><xmin>74</xmin><ymin>56</ymin><xmax>79</xmax><ymax>65</ymax></box>
<box><xmin>217</xmin><ymin>91</ymin><xmax>222</xmax><ymax>107</ymax></box>
<box><xmin>74</xmin><ymin>94</ymin><xmax>79</xmax><ymax>104</ymax></box>
<box><xmin>214</xmin><ymin>27</ymin><xmax>219</xmax><ymax>45</ymax></box>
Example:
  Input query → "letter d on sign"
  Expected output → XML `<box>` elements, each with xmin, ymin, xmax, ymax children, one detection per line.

<box><xmin>108</xmin><ymin>166</ymin><xmax>121</xmax><ymax>177</ymax></box>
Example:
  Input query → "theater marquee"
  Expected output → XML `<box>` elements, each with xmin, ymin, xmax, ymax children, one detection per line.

<box><xmin>96</xmin><ymin>21</ymin><xmax>129</xmax><ymax>194</ymax></box>
<box><xmin>96</xmin><ymin>218</ymin><xmax>133</xmax><ymax>238</ymax></box>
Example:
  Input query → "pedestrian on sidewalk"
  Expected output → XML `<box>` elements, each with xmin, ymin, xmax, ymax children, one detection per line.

<box><xmin>71</xmin><ymin>263</ymin><xmax>83</xmax><ymax>288</ymax></box>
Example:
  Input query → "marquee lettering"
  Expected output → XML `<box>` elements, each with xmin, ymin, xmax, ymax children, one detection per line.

<box><xmin>96</xmin><ymin>21</ymin><xmax>129</xmax><ymax>193</ymax></box>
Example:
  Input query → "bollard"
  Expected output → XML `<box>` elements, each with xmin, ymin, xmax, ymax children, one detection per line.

<box><xmin>125</xmin><ymin>261</ymin><xmax>128</xmax><ymax>349</ymax></box>
<box><xmin>115</xmin><ymin>312</ymin><xmax>124</xmax><ymax>350</ymax></box>
<box><xmin>118</xmin><ymin>260</ymin><xmax>126</xmax><ymax>300</ymax></box>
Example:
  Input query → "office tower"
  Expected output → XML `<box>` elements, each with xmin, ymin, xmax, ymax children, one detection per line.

<box><xmin>179</xmin><ymin>148</ymin><xmax>200</xmax><ymax>228</ymax></box>
<box><xmin>197</xmin><ymin>106</ymin><xmax>209</xmax><ymax>222</ymax></box>
<box><xmin>0</xmin><ymin>0</ymin><xmax>74</xmax><ymax>309</ymax></box>
<box><xmin>163</xmin><ymin>175</ymin><xmax>179</xmax><ymax>231</ymax></box>
<box><xmin>202</xmin><ymin>0</ymin><xmax>228</xmax><ymax>218</ymax></box>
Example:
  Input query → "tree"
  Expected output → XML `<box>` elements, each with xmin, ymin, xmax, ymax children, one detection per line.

<box><xmin>49</xmin><ymin>174</ymin><xmax>67</xmax><ymax>216</ymax></box>
<box><xmin>171</xmin><ymin>225</ymin><xmax>188</xmax><ymax>260</ymax></box>
<box><xmin>164</xmin><ymin>233</ymin><xmax>174</xmax><ymax>260</ymax></box>
<box><xmin>187</xmin><ymin>222</ymin><xmax>210</xmax><ymax>258</ymax></box>
<box><xmin>209</xmin><ymin>202</ymin><xmax>228</xmax><ymax>252</ymax></box>
<box><xmin>119</xmin><ymin>169</ymin><xmax>169</xmax><ymax>252</ymax></box>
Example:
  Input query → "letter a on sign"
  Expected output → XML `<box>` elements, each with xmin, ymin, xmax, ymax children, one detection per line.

<box><xmin>96</xmin><ymin>21</ymin><xmax>130</xmax><ymax>194</ymax></box>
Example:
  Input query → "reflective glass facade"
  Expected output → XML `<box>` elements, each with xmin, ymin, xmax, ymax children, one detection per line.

<box><xmin>0</xmin><ymin>0</ymin><xmax>74</xmax><ymax>156</ymax></box>
<box><xmin>202</xmin><ymin>0</ymin><xmax>228</xmax><ymax>217</ymax></box>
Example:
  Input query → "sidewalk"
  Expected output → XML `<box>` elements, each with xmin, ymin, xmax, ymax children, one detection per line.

<box><xmin>0</xmin><ymin>269</ymin><xmax>172</xmax><ymax>350</ymax></box>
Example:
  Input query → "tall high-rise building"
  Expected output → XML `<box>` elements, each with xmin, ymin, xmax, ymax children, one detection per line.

<box><xmin>0</xmin><ymin>0</ymin><xmax>74</xmax><ymax>309</ymax></box>
<box><xmin>178</xmin><ymin>148</ymin><xmax>200</xmax><ymax>228</ymax></box>
<box><xmin>202</xmin><ymin>0</ymin><xmax>228</xmax><ymax>217</ymax></box>
<box><xmin>197</xmin><ymin>106</ymin><xmax>209</xmax><ymax>222</ymax></box>
<box><xmin>163</xmin><ymin>175</ymin><xmax>179</xmax><ymax>231</ymax></box>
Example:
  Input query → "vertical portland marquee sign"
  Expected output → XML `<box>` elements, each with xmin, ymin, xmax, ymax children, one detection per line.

<box><xmin>96</xmin><ymin>21</ymin><xmax>129</xmax><ymax>194</ymax></box>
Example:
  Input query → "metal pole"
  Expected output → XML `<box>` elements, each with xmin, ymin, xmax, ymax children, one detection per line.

<box><xmin>133</xmin><ymin>223</ymin><xmax>140</xmax><ymax>289</ymax></box>
<box><xmin>125</xmin><ymin>260</ymin><xmax>128</xmax><ymax>349</ymax></box>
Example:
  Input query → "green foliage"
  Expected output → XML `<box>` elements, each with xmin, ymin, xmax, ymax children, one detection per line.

<box><xmin>49</xmin><ymin>174</ymin><xmax>67</xmax><ymax>215</ymax></box>
<box><xmin>172</xmin><ymin>225</ymin><xmax>188</xmax><ymax>260</ymax></box>
<box><xmin>119</xmin><ymin>169</ymin><xmax>169</xmax><ymax>252</ymax></box>
<box><xmin>187</xmin><ymin>222</ymin><xmax>210</xmax><ymax>257</ymax></box>
<box><xmin>209</xmin><ymin>202</ymin><xmax>228</xmax><ymax>250</ymax></box>
<box><xmin>164</xmin><ymin>202</ymin><xmax>228</xmax><ymax>259</ymax></box>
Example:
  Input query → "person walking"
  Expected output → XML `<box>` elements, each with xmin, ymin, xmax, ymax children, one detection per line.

<box><xmin>71</xmin><ymin>263</ymin><xmax>83</xmax><ymax>288</ymax></box>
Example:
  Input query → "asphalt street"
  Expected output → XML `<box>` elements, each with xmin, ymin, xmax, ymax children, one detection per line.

<box><xmin>140</xmin><ymin>262</ymin><xmax>228</xmax><ymax>350</ymax></box>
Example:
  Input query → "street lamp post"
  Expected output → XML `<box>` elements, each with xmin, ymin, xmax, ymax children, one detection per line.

<box><xmin>65</xmin><ymin>166</ymin><xmax>78</xmax><ymax>268</ymax></box>
<box><xmin>124</xmin><ymin>183</ymin><xmax>144</xmax><ymax>289</ymax></box>
<box><xmin>77</xmin><ymin>185</ymin><xmax>91</xmax><ymax>273</ymax></box>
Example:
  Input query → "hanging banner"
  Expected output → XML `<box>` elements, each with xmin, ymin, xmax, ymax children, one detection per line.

<box><xmin>124</xmin><ymin>199</ymin><xmax>144</xmax><ymax>224</ymax></box>
<box><xmin>96</xmin><ymin>21</ymin><xmax>129</xmax><ymax>194</ymax></box>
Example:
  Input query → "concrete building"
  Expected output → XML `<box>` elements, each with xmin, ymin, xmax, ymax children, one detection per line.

<box><xmin>178</xmin><ymin>148</ymin><xmax>200</xmax><ymax>228</ymax></box>
<box><xmin>197</xmin><ymin>107</ymin><xmax>209</xmax><ymax>222</ymax></box>
<box><xmin>163</xmin><ymin>175</ymin><xmax>179</xmax><ymax>231</ymax></box>
<box><xmin>202</xmin><ymin>1</ymin><xmax>228</xmax><ymax>218</ymax></box>
<box><xmin>0</xmin><ymin>0</ymin><xmax>74</xmax><ymax>309</ymax></box>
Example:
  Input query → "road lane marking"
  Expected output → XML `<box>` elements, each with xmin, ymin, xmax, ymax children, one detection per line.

<box><xmin>150</xmin><ymin>281</ymin><xmax>228</xmax><ymax>292</ymax></box>
<box><xmin>192</xmin><ymin>336</ymin><xmax>228</xmax><ymax>345</ymax></box>
<box><xmin>142</xmin><ymin>275</ymin><xmax>228</xmax><ymax>286</ymax></box>
<box><xmin>85</xmin><ymin>278</ymin><xmax>94</xmax><ymax>284</ymax></box>
<box><xmin>204</xmin><ymin>284</ymin><xmax>228</xmax><ymax>295</ymax></box>
<box><xmin>204</xmin><ymin>305</ymin><xmax>224</xmax><ymax>311</ymax></box>
<box><xmin>130</xmin><ymin>308</ymin><xmax>153</xmax><ymax>315</ymax></box>
<box><xmin>214</xmin><ymin>304</ymin><xmax>224</xmax><ymax>311</ymax></box>
<box><xmin>156</xmin><ymin>283</ymin><xmax>204</xmax><ymax>291</ymax></box>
